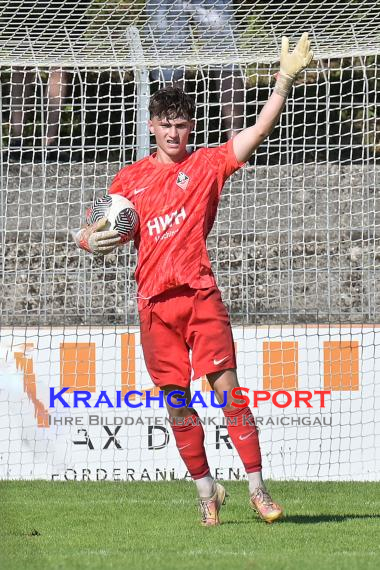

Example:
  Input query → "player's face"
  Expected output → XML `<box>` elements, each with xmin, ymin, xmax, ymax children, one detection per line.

<box><xmin>149</xmin><ymin>115</ymin><xmax>194</xmax><ymax>163</ymax></box>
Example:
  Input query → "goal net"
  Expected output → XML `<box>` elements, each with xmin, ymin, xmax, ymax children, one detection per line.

<box><xmin>0</xmin><ymin>0</ymin><xmax>379</xmax><ymax>482</ymax></box>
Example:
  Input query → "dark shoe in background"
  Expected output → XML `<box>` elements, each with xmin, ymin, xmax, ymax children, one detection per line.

<box><xmin>28</xmin><ymin>147</ymin><xmax>74</xmax><ymax>163</ymax></box>
<box><xmin>3</xmin><ymin>143</ymin><xmax>81</xmax><ymax>164</ymax></box>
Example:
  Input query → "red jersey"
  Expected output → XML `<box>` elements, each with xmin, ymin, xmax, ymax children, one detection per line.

<box><xmin>108</xmin><ymin>139</ymin><xmax>244</xmax><ymax>307</ymax></box>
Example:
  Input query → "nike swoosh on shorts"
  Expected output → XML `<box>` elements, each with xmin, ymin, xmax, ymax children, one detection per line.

<box><xmin>213</xmin><ymin>356</ymin><xmax>229</xmax><ymax>366</ymax></box>
<box><xmin>134</xmin><ymin>187</ymin><xmax>148</xmax><ymax>195</ymax></box>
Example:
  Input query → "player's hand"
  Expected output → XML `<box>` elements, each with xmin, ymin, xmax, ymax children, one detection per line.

<box><xmin>279</xmin><ymin>32</ymin><xmax>313</xmax><ymax>79</ymax></box>
<box><xmin>75</xmin><ymin>218</ymin><xmax>122</xmax><ymax>255</ymax></box>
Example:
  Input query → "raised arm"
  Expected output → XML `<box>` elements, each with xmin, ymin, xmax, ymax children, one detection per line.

<box><xmin>232</xmin><ymin>32</ymin><xmax>313</xmax><ymax>163</ymax></box>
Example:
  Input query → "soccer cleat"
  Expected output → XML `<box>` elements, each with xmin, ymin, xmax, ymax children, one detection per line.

<box><xmin>199</xmin><ymin>482</ymin><xmax>227</xmax><ymax>526</ymax></box>
<box><xmin>249</xmin><ymin>487</ymin><xmax>283</xmax><ymax>523</ymax></box>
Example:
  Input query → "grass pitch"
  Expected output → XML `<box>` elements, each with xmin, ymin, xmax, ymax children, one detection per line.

<box><xmin>1</xmin><ymin>480</ymin><xmax>379</xmax><ymax>570</ymax></box>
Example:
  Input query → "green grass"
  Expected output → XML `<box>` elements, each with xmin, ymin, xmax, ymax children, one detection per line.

<box><xmin>1</xmin><ymin>481</ymin><xmax>379</xmax><ymax>570</ymax></box>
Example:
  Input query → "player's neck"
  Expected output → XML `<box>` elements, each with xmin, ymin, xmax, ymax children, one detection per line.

<box><xmin>154</xmin><ymin>147</ymin><xmax>189</xmax><ymax>165</ymax></box>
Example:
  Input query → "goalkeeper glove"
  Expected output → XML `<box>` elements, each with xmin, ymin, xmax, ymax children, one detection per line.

<box><xmin>274</xmin><ymin>32</ymin><xmax>313</xmax><ymax>98</ymax></box>
<box><xmin>75</xmin><ymin>218</ymin><xmax>122</xmax><ymax>255</ymax></box>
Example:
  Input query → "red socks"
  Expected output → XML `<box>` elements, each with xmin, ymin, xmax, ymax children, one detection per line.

<box><xmin>223</xmin><ymin>406</ymin><xmax>262</xmax><ymax>473</ymax></box>
<box><xmin>170</xmin><ymin>413</ymin><xmax>210</xmax><ymax>480</ymax></box>
<box><xmin>171</xmin><ymin>408</ymin><xmax>261</xmax><ymax>478</ymax></box>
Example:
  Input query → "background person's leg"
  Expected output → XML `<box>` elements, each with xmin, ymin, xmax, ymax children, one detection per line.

<box><xmin>146</xmin><ymin>0</ymin><xmax>189</xmax><ymax>89</ymax></box>
<box><xmin>150</xmin><ymin>66</ymin><xmax>186</xmax><ymax>90</ymax></box>
<box><xmin>211</xmin><ymin>66</ymin><xmax>245</xmax><ymax>139</ymax></box>
<box><xmin>191</xmin><ymin>0</ymin><xmax>245</xmax><ymax>139</ymax></box>
<box><xmin>9</xmin><ymin>67</ymin><xmax>35</xmax><ymax>143</ymax></box>
<box><xmin>45</xmin><ymin>68</ymin><xmax>70</xmax><ymax>146</ymax></box>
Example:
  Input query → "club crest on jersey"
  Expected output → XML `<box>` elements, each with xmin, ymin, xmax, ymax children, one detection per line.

<box><xmin>176</xmin><ymin>171</ymin><xmax>190</xmax><ymax>190</ymax></box>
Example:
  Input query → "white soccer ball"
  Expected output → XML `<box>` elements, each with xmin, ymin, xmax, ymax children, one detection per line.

<box><xmin>86</xmin><ymin>194</ymin><xmax>139</xmax><ymax>243</ymax></box>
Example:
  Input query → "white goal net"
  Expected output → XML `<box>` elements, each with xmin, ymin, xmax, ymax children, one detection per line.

<box><xmin>0</xmin><ymin>1</ymin><xmax>379</xmax><ymax>482</ymax></box>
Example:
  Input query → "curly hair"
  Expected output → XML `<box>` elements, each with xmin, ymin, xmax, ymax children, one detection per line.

<box><xmin>149</xmin><ymin>87</ymin><xmax>195</xmax><ymax>121</ymax></box>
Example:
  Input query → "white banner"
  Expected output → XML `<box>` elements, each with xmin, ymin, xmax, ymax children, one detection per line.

<box><xmin>0</xmin><ymin>326</ymin><xmax>379</xmax><ymax>481</ymax></box>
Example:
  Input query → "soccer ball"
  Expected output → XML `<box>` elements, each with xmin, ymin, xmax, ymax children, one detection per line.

<box><xmin>86</xmin><ymin>194</ymin><xmax>139</xmax><ymax>243</ymax></box>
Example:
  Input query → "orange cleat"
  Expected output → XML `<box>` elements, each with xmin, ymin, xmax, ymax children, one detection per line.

<box><xmin>199</xmin><ymin>483</ymin><xmax>227</xmax><ymax>526</ymax></box>
<box><xmin>250</xmin><ymin>487</ymin><xmax>284</xmax><ymax>523</ymax></box>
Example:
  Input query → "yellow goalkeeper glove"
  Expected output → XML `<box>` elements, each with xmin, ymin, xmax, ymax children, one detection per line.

<box><xmin>275</xmin><ymin>32</ymin><xmax>313</xmax><ymax>97</ymax></box>
<box><xmin>75</xmin><ymin>218</ymin><xmax>121</xmax><ymax>255</ymax></box>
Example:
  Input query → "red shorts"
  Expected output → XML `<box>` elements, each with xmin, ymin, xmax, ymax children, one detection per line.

<box><xmin>139</xmin><ymin>285</ymin><xmax>236</xmax><ymax>388</ymax></box>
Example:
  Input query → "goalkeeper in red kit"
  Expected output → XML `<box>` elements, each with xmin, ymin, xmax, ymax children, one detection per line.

<box><xmin>76</xmin><ymin>34</ymin><xmax>313</xmax><ymax>526</ymax></box>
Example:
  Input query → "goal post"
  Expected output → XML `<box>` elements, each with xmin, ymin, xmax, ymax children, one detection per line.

<box><xmin>0</xmin><ymin>1</ymin><xmax>379</xmax><ymax>482</ymax></box>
